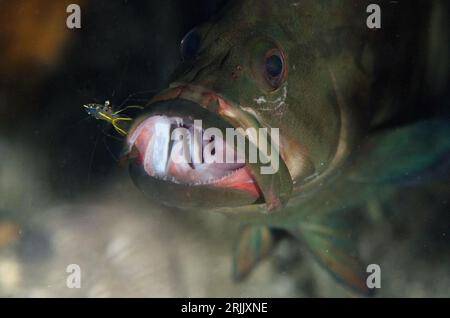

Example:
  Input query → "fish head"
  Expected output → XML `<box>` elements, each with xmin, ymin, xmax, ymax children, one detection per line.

<box><xmin>125</xmin><ymin>0</ymin><xmax>372</xmax><ymax>214</ymax></box>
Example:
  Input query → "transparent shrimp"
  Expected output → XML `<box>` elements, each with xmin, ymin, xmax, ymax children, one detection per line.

<box><xmin>82</xmin><ymin>100</ymin><xmax>144</xmax><ymax>136</ymax></box>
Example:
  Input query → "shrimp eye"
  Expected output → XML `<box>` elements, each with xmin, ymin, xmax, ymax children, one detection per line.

<box><xmin>263</xmin><ymin>49</ymin><xmax>286</xmax><ymax>88</ymax></box>
<box><xmin>180</xmin><ymin>29</ymin><xmax>201</xmax><ymax>61</ymax></box>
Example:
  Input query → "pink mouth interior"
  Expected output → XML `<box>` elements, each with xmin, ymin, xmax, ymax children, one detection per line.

<box><xmin>127</xmin><ymin>116</ymin><xmax>262</xmax><ymax>198</ymax></box>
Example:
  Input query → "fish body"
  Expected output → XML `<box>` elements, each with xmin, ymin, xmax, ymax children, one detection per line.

<box><xmin>125</xmin><ymin>0</ymin><xmax>450</xmax><ymax>294</ymax></box>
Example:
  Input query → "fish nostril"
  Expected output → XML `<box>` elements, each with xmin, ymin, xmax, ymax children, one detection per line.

<box><xmin>219</xmin><ymin>51</ymin><xmax>231</xmax><ymax>68</ymax></box>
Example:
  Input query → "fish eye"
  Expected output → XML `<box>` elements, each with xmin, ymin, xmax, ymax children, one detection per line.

<box><xmin>180</xmin><ymin>29</ymin><xmax>201</xmax><ymax>61</ymax></box>
<box><xmin>263</xmin><ymin>49</ymin><xmax>286</xmax><ymax>88</ymax></box>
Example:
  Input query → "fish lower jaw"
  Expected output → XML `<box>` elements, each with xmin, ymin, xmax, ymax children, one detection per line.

<box><xmin>146</xmin><ymin>165</ymin><xmax>246</xmax><ymax>186</ymax></box>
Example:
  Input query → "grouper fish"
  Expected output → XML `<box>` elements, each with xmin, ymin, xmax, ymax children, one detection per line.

<box><xmin>123</xmin><ymin>0</ymin><xmax>450</xmax><ymax>294</ymax></box>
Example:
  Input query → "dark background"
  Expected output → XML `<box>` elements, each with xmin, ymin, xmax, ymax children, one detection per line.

<box><xmin>1</xmin><ymin>0</ymin><xmax>228</xmax><ymax>199</ymax></box>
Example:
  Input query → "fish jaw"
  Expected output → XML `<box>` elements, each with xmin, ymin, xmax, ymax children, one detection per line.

<box><xmin>125</xmin><ymin>88</ymin><xmax>294</xmax><ymax>212</ymax></box>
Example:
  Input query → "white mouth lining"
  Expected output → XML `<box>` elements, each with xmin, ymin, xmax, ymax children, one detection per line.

<box><xmin>128</xmin><ymin>115</ymin><xmax>249</xmax><ymax>186</ymax></box>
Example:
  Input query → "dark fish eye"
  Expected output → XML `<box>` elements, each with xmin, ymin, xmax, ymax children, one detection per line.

<box><xmin>264</xmin><ymin>49</ymin><xmax>286</xmax><ymax>88</ymax></box>
<box><xmin>180</xmin><ymin>29</ymin><xmax>201</xmax><ymax>61</ymax></box>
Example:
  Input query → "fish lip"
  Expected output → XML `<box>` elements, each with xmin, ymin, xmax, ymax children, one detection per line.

<box><xmin>127</xmin><ymin>84</ymin><xmax>293</xmax><ymax>212</ymax></box>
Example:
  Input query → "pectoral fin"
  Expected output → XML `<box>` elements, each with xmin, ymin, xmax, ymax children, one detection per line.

<box><xmin>350</xmin><ymin>119</ymin><xmax>450</xmax><ymax>184</ymax></box>
<box><xmin>293</xmin><ymin>213</ymin><xmax>372</xmax><ymax>296</ymax></box>
<box><xmin>232</xmin><ymin>224</ymin><xmax>282</xmax><ymax>281</ymax></box>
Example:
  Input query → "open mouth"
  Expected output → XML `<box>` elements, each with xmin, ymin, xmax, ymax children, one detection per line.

<box><xmin>125</xmin><ymin>92</ymin><xmax>293</xmax><ymax>211</ymax></box>
<box><xmin>127</xmin><ymin>114</ymin><xmax>262</xmax><ymax>199</ymax></box>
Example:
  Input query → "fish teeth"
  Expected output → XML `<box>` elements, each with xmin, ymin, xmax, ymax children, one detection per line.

<box><xmin>137</xmin><ymin>115</ymin><xmax>250</xmax><ymax>186</ymax></box>
<box><xmin>174</xmin><ymin>117</ymin><xmax>183</xmax><ymax>127</ymax></box>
